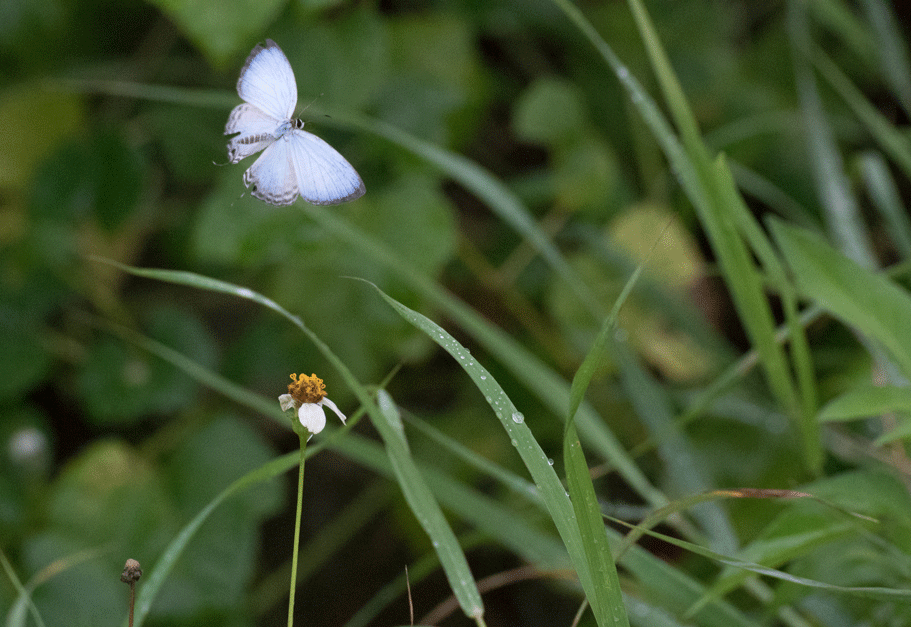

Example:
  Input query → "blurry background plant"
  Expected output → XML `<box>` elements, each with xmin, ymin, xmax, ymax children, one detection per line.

<box><xmin>2</xmin><ymin>0</ymin><xmax>911</xmax><ymax>625</ymax></box>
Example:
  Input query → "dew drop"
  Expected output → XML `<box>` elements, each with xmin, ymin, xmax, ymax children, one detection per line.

<box><xmin>511</xmin><ymin>412</ymin><xmax>524</xmax><ymax>424</ymax></box>
<box><xmin>547</xmin><ymin>458</ymin><xmax>554</xmax><ymax>466</ymax></box>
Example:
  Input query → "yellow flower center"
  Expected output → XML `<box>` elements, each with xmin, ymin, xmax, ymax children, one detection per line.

<box><xmin>288</xmin><ymin>373</ymin><xmax>326</xmax><ymax>404</ymax></box>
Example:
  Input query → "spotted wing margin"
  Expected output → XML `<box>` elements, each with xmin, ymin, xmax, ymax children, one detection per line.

<box><xmin>225</xmin><ymin>103</ymin><xmax>280</xmax><ymax>163</ymax></box>
<box><xmin>288</xmin><ymin>129</ymin><xmax>366</xmax><ymax>206</ymax></box>
<box><xmin>236</xmin><ymin>39</ymin><xmax>297</xmax><ymax>122</ymax></box>
<box><xmin>243</xmin><ymin>138</ymin><xmax>300</xmax><ymax>206</ymax></box>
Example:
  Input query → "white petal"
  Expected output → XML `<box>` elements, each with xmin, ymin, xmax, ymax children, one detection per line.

<box><xmin>298</xmin><ymin>403</ymin><xmax>326</xmax><ymax>434</ymax></box>
<box><xmin>279</xmin><ymin>394</ymin><xmax>297</xmax><ymax>411</ymax></box>
<box><xmin>319</xmin><ymin>397</ymin><xmax>347</xmax><ymax>424</ymax></box>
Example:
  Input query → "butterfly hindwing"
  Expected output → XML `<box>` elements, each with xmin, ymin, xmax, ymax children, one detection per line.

<box><xmin>243</xmin><ymin>138</ymin><xmax>300</xmax><ymax>206</ymax></box>
<box><xmin>288</xmin><ymin>129</ymin><xmax>366</xmax><ymax>206</ymax></box>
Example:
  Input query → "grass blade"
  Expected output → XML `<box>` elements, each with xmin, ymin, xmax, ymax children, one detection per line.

<box><xmin>788</xmin><ymin>2</ymin><xmax>877</xmax><ymax>269</ymax></box>
<box><xmin>373</xmin><ymin>390</ymin><xmax>486</xmax><ymax>620</ymax></box>
<box><xmin>365</xmin><ymin>281</ymin><xmax>630</xmax><ymax>624</ymax></box>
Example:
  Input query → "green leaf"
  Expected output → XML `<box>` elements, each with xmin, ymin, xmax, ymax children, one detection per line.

<box><xmin>78</xmin><ymin>306</ymin><xmax>216</xmax><ymax>426</ymax></box>
<box><xmin>819</xmin><ymin>385</ymin><xmax>911</xmax><ymax>422</ymax></box>
<box><xmin>148</xmin><ymin>0</ymin><xmax>286</xmax><ymax>67</ymax></box>
<box><xmin>513</xmin><ymin>77</ymin><xmax>588</xmax><ymax>146</ymax></box>
<box><xmin>0</xmin><ymin>87</ymin><xmax>83</xmax><ymax>189</ymax></box>
<box><xmin>564</xmin><ymin>418</ymin><xmax>629</xmax><ymax>626</ymax></box>
<box><xmin>769</xmin><ymin>220</ymin><xmax>911</xmax><ymax>379</ymax></box>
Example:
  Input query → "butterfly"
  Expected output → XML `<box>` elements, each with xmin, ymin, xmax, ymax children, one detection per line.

<box><xmin>225</xmin><ymin>39</ymin><xmax>365</xmax><ymax>206</ymax></box>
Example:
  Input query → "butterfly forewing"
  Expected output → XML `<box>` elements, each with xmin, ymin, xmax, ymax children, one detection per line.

<box><xmin>236</xmin><ymin>40</ymin><xmax>297</xmax><ymax>122</ymax></box>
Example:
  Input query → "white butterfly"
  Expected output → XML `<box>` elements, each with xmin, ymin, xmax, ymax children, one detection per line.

<box><xmin>225</xmin><ymin>39</ymin><xmax>365</xmax><ymax>206</ymax></box>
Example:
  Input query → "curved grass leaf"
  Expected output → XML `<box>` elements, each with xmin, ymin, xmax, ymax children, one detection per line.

<box><xmin>364</xmin><ymin>280</ymin><xmax>629</xmax><ymax>626</ymax></box>
<box><xmin>611</xmin><ymin>518</ymin><xmax>911</xmax><ymax>608</ymax></box>
<box><xmin>371</xmin><ymin>390</ymin><xmax>485</xmax><ymax>620</ymax></box>
<box><xmin>820</xmin><ymin>385</ymin><xmax>911</xmax><ymax>422</ymax></box>
<box><xmin>789</xmin><ymin>3</ymin><xmax>878</xmax><ymax>270</ymax></box>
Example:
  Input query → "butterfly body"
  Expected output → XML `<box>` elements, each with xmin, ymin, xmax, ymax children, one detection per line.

<box><xmin>225</xmin><ymin>40</ymin><xmax>365</xmax><ymax>206</ymax></box>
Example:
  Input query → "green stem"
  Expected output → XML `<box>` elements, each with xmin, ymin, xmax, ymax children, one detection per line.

<box><xmin>287</xmin><ymin>436</ymin><xmax>307</xmax><ymax>627</ymax></box>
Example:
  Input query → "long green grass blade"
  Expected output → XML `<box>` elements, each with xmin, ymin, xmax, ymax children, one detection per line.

<box><xmin>859</xmin><ymin>152</ymin><xmax>911</xmax><ymax>257</ymax></box>
<box><xmin>714</xmin><ymin>157</ymin><xmax>821</xmax><ymax>471</ymax></box>
<box><xmin>365</xmin><ymin>282</ymin><xmax>628</xmax><ymax>622</ymax></box>
<box><xmin>372</xmin><ymin>390</ymin><xmax>486</xmax><ymax>620</ymax></box>
<box><xmin>616</xmin><ymin>520</ymin><xmax>911</xmax><ymax>606</ymax></box>
<box><xmin>563</xmin><ymin>416</ymin><xmax>629</xmax><ymax>626</ymax></box>
<box><xmin>858</xmin><ymin>0</ymin><xmax>911</xmax><ymax>114</ymax></box>
<box><xmin>813</xmin><ymin>48</ymin><xmax>911</xmax><ymax>183</ymax></box>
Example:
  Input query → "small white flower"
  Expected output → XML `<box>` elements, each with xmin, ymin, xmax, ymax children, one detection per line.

<box><xmin>280</xmin><ymin>373</ymin><xmax>347</xmax><ymax>435</ymax></box>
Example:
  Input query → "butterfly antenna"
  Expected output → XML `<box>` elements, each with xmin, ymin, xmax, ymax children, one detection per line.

<box><xmin>297</xmin><ymin>93</ymin><xmax>323</xmax><ymax>119</ymax></box>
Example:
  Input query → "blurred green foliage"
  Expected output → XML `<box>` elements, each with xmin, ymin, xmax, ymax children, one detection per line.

<box><xmin>2</xmin><ymin>0</ymin><xmax>911</xmax><ymax>625</ymax></box>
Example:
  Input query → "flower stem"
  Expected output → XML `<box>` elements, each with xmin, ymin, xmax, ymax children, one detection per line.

<box><xmin>287</xmin><ymin>435</ymin><xmax>307</xmax><ymax>627</ymax></box>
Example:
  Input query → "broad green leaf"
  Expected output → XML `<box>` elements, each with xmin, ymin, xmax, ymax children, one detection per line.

<box><xmin>0</xmin><ymin>87</ymin><xmax>83</xmax><ymax>189</ymax></box>
<box><xmin>148</xmin><ymin>0</ymin><xmax>285</xmax><ymax>67</ymax></box>
<box><xmin>769</xmin><ymin>220</ymin><xmax>911</xmax><ymax>379</ymax></box>
<box><xmin>513</xmin><ymin>77</ymin><xmax>587</xmax><ymax>146</ymax></box>
<box><xmin>819</xmin><ymin>385</ymin><xmax>911</xmax><ymax>422</ymax></box>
